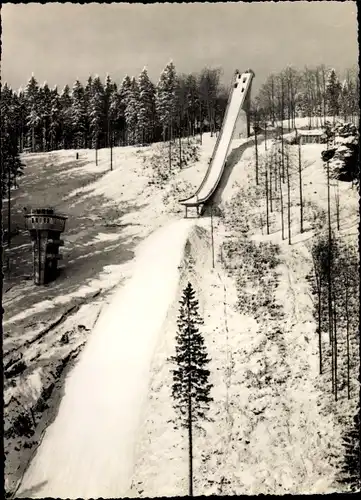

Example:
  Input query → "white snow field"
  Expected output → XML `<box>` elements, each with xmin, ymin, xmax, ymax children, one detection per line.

<box><xmin>181</xmin><ymin>70</ymin><xmax>253</xmax><ymax>206</ymax></box>
<box><xmin>17</xmin><ymin>218</ymin><xmax>198</xmax><ymax>499</ymax></box>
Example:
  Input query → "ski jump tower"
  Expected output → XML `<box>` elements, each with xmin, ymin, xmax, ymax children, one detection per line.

<box><xmin>180</xmin><ymin>68</ymin><xmax>254</xmax><ymax>216</ymax></box>
<box><xmin>24</xmin><ymin>208</ymin><xmax>67</xmax><ymax>285</ymax></box>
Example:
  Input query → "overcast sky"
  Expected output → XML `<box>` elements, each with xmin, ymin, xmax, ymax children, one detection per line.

<box><xmin>1</xmin><ymin>1</ymin><xmax>358</xmax><ymax>93</ymax></box>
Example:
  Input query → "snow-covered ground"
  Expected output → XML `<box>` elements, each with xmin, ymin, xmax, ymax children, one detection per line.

<box><xmin>5</xmin><ymin>129</ymin><xmax>359</xmax><ymax>498</ymax></box>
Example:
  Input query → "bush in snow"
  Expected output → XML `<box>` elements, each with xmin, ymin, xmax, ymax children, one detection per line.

<box><xmin>222</xmin><ymin>237</ymin><xmax>281</xmax><ymax>321</ymax></box>
<box><xmin>162</xmin><ymin>178</ymin><xmax>194</xmax><ymax>214</ymax></box>
<box><xmin>145</xmin><ymin>139</ymin><xmax>200</xmax><ymax>185</ymax></box>
<box><xmin>169</xmin><ymin>282</ymin><xmax>213</xmax><ymax>496</ymax></box>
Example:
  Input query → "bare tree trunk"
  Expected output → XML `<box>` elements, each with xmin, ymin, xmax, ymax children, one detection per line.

<box><xmin>264</xmin><ymin>122</ymin><xmax>268</xmax><ymax>151</ymax></box>
<box><xmin>281</xmin><ymin>77</ymin><xmax>285</xmax><ymax>183</ymax></box>
<box><xmin>312</xmin><ymin>253</ymin><xmax>323</xmax><ymax>375</ymax></box>
<box><xmin>274</xmin><ymin>147</ymin><xmax>278</xmax><ymax>192</ymax></box>
<box><xmin>281</xmin><ymin>124</ymin><xmax>285</xmax><ymax>183</ymax></box>
<box><xmin>269</xmin><ymin>155</ymin><xmax>273</xmax><ymax>212</ymax></box>
<box><xmin>255</xmin><ymin>124</ymin><xmax>259</xmax><ymax>185</ymax></box>
<box><xmin>297</xmin><ymin>131</ymin><xmax>304</xmax><ymax>233</ymax></box>
<box><xmin>265</xmin><ymin>163</ymin><xmax>270</xmax><ymax>235</ymax></box>
<box><xmin>32</xmin><ymin>126</ymin><xmax>35</xmax><ymax>153</ymax></box>
<box><xmin>333</xmin><ymin>299</ymin><xmax>338</xmax><ymax>401</ymax></box>
<box><xmin>326</xmin><ymin>152</ymin><xmax>333</xmax><ymax>342</ymax></box>
<box><xmin>345</xmin><ymin>281</ymin><xmax>350</xmax><ymax>399</ymax></box>
<box><xmin>8</xmin><ymin>165</ymin><xmax>11</xmax><ymax>249</ymax></box>
<box><xmin>318</xmin><ymin>277</ymin><xmax>323</xmax><ymax>375</ymax></box>
<box><xmin>286</xmin><ymin>148</ymin><xmax>291</xmax><ymax>244</ymax></box>
<box><xmin>278</xmin><ymin>153</ymin><xmax>285</xmax><ymax>240</ymax></box>
<box><xmin>110</xmin><ymin>130</ymin><xmax>113</xmax><ymax>171</ymax></box>
<box><xmin>210</xmin><ymin>204</ymin><xmax>215</xmax><ymax>268</ymax></box>
<box><xmin>326</xmin><ymin>148</ymin><xmax>335</xmax><ymax>393</ymax></box>
<box><xmin>335</xmin><ymin>181</ymin><xmax>340</xmax><ymax>231</ymax></box>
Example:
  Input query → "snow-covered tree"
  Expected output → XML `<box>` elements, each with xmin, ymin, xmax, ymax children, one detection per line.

<box><xmin>71</xmin><ymin>79</ymin><xmax>87</xmax><ymax>148</ymax></box>
<box><xmin>1</xmin><ymin>87</ymin><xmax>25</xmax><ymax>246</ymax></box>
<box><xmin>156</xmin><ymin>60</ymin><xmax>177</xmax><ymax>141</ymax></box>
<box><xmin>104</xmin><ymin>74</ymin><xmax>117</xmax><ymax>148</ymax></box>
<box><xmin>24</xmin><ymin>75</ymin><xmax>41</xmax><ymax>151</ymax></box>
<box><xmin>124</xmin><ymin>77</ymin><xmax>140</xmax><ymax>145</ymax></box>
<box><xmin>89</xmin><ymin>76</ymin><xmax>105</xmax><ymax>158</ymax></box>
<box><xmin>137</xmin><ymin>67</ymin><xmax>156</xmax><ymax>145</ymax></box>
<box><xmin>49</xmin><ymin>88</ymin><xmax>62</xmax><ymax>150</ymax></box>
<box><xmin>169</xmin><ymin>282</ymin><xmax>213</xmax><ymax>497</ymax></box>
<box><xmin>184</xmin><ymin>73</ymin><xmax>199</xmax><ymax>136</ymax></box>
<box><xmin>39</xmin><ymin>82</ymin><xmax>52</xmax><ymax>150</ymax></box>
<box><xmin>83</xmin><ymin>76</ymin><xmax>93</xmax><ymax>148</ymax></box>
<box><xmin>198</xmin><ymin>67</ymin><xmax>222</xmax><ymax>136</ymax></box>
<box><xmin>60</xmin><ymin>84</ymin><xmax>73</xmax><ymax>149</ymax></box>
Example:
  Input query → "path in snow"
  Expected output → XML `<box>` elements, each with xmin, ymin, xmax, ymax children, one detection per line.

<box><xmin>17</xmin><ymin>218</ymin><xmax>196</xmax><ymax>499</ymax></box>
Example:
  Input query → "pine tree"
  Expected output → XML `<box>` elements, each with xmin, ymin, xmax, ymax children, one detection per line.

<box><xmin>84</xmin><ymin>76</ymin><xmax>93</xmax><ymax>148</ymax></box>
<box><xmin>25</xmin><ymin>75</ymin><xmax>40</xmax><ymax>151</ymax></box>
<box><xmin>170</xmin><ymin>282</ymin><xmax>213</xmax><ymax>497</ymax></box>
<box><xmin>119</xmin><ymin>75</ymin><xmax>133</xmax><ymax>145</ymax></box>
<box><xmin>109</xmin><ymin>88</ymin><xmax>125</xmax><ymax>147</ymax></box>
<box><xmin>185</xmin><ymin>73</ymin><xmax>199</xmax><ymax>137</ymax></box>
<box><xmin>39</xmin><ymin>82</ymin><xmax>52</xmax><ymax>151</ymax></box>
<box><xmin>339</xmin><ymin>413</ymin><xmax>361</xmax><ymax>491</ymax></box>
<box><xmin>104</xmin><ymin>74</ymin><xmax>116</xmax><ymax>148</ymax></box>
<box><xmin>49</xmin><ymin>88</ymin><xmax>62</xmax><ymax>150</ymax></box>
<box><xmin>1</xmin><ymin>90</ymin><xmax>25</xmax><ymax>248</ymax></box>
<box><xmin>325</xmin><ymin>68</ymin><xmax>342</xmax><ymax>123</ymax></box>
<box><xmin>124</xmin><ymin>77</ymin><xmax>140</xmax><ymax>145</ymax></box>
<box><xmin>71</xmin><ymin>79</ymin><xmax>87</xmax><ymax>148</ymax></box>
<box><xmin>156</xmin><ymin>60</ymin><xmax>177</xmax><ymax>142</ymax></box>
<box><xmin>89</xmin><ymin>76</ymin><xmax>105</xmax><ymax>162</ymax></box>
<box><xmin>138</xmin><ymin>67</ymin><xmax>156</xmax><ymax>145</ymax></box>
<box><xmin>60</xmin><ymin>84</ymin><xmax>73</xmax><ymax>149</ymax></box>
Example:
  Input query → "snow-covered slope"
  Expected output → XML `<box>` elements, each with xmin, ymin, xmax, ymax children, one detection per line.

<box><xmin>6</xmin><ymin>130</ymin><xmax>359</xmax><ymax>498</ymax></box>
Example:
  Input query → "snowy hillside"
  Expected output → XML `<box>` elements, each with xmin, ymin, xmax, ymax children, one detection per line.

<box><xmin>3</xmin><ymin>131</ymin><xmax>359</xmax><ymax>498</ymax></box>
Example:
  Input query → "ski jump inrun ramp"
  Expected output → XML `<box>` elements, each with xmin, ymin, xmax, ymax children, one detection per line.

<box><xmin>180</xmin><ymin>68</ymin><xmax>255</xmax><ymax>211</ymax></box>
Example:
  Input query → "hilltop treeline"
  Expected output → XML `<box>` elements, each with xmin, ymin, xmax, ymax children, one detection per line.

<box><xmin>253</xmin><ymin>65</ymin><xmax>359</xmax><ymax>128</ymax></box>
<box><xmin>0</xmin><ymin>62</ymin><xmax>229</xmax><ymax>155</ymax></box>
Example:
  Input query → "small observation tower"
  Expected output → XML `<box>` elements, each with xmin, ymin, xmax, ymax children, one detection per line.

<box><xmin>24</xmin><ymin>208</ymin><xmax>67</xmax><ymax>285</ymax></box>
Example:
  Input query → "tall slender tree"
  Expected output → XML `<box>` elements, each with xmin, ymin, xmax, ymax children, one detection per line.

<box><xmin>170</xmin><ymin>282</ymin><xmax>213</xmax><ymax>497</ymax></box>
<box><xmin>138</xmin><ymin>67</ymin><xmax>156</xmax><ymax>145</ymax></box>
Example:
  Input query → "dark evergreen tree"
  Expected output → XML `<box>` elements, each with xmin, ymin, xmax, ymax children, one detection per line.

<box><xmin>49</xmin><ymin>87</ymin><xmax>62</xmax><ymax>150</ymax></box>
<box><xmin>169</xmin><ymin>282</ymin><xmax>213</xmax><ymax>497</ymax></box>
<box><xmin>119</xmin><ymin>75</ymin><xmax>132</xmax><ymax>144</ymax></box>
<box><xmin>60</xmin><ymin>84</ymin><xmax>73</xmax><ymax>149</ymax></box>
<box><xmin>71</xmin><ymin>79</ymin><xmax>87</xmax><ymax>148</ymax></box>
<box><xmin>39</xmin><ymin>82</ymin><xmax>52</xmax><ymax>151</ymax></box>
<box><xmin>84</xmin><ymin>76</ymin><xmax>93</xmax><ymax>148</ymax></box>
<box><xmin>104</xmin><ymin>74</ymin><xmax>116</xmax><ymax>148</ymax></box>
<box><xmin>339</xmin><ymin>413</ymin><xmax>361</xmax><ymax>492</ymax></box>
<box><xmin>138</xmin><ymin>67</ymin><xmax>156</xmax><ymax>145</ymax></box>
<box><xmin>185</xmin><ymin>73</ymin><xmax>199</xmax><ymax>137</ymax></box>
<box><xmin>1</xmin><ymin>90</ymin><xmax>25</xmax><ymax>246</ymax></box>
<box><xmin>89</xmin><ymin>75</ymin><xmax>105</xmax><ymax>161</ymax></box>
<box><xmin>325</xmin><ymin>68</ymin><xmax>342</xmax><ymax>123</ymax></box>
<box><xmin>25</xmin><ymin>75</ymin><xmax>40</xmax><ymax>152</ymax></box>
<box><xmin>156</xmin><ymin>60</ymin><xmax>177</xmax><ymax>142</ymax></box>
<box><xmin>124</xmin><ymin>77</ymin><xmax>140</xmax><ymax>145</ymax></box>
